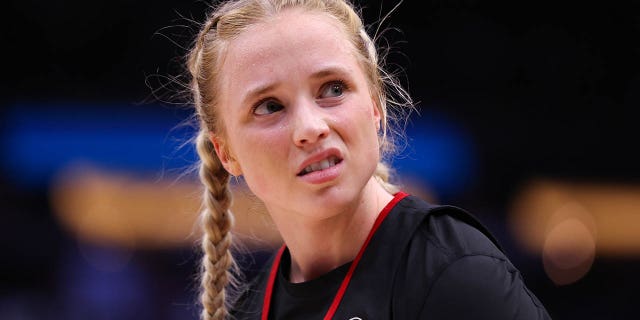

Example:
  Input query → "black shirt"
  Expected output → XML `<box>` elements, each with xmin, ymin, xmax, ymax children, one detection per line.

<box><xmin>270</xmin><ymin>250</ymin><xmax>351</xmax><ymax>319</ymax></box>
<box><xmin>231</xmin><ymin>193</ymin><xmax>551</xmax><ymax>319</ymax></box>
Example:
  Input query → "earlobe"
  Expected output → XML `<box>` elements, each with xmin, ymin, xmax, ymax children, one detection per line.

<box><xmin>210</xmin><ymin>134</ymin><xmax>242</xmax><ymax>176</ymax></box>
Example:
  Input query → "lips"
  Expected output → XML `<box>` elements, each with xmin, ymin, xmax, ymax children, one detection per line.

<box><xmin>297</xmin><ymin>149</ymin><xmax>344</xmax><ymax>176</ymax></box>
<box><xmin>298</xmin><ymin>155</ymin><xmax>342</xmax><ymax>176</ymax></box>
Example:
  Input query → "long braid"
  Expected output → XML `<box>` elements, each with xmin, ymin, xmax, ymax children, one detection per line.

<box><xmin>196</xmin><ymin>130</ymin><xmax>235</xmax><ymax>320</ymax></box>
<box><xmin>188</xmin><ymin>5</ymin><xmax>239</xmax><ymax>319</ymax></box>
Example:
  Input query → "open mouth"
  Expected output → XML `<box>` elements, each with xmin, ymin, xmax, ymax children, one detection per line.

<box><xmin>297</xmin><ymin>155</ymin><xmax>343</xmax><ymax>176</ymax></box>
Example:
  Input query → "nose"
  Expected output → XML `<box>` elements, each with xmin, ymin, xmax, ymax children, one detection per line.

<box><xmin>292</xmin><ymin>99</ymin><xmax>330</xmax><ymax>147</ymax></box>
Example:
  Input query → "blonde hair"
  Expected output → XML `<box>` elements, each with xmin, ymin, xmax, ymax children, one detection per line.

<box><xmin>186</xmin><ymin>0</ymin><xmax>412</xmax><ymax>319</ymax></box>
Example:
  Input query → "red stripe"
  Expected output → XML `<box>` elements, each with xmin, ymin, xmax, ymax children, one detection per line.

<box><xmin>323</xmin><ymin>191</ymin><xmax>408</xmax><ymax>320</ymax></box>
<box><xmin>261</xmin><ymin>191</ymin><xmax>409</xmax><ymax>320</ymax></box>
<box><xmin>261</xmin><ymin>245</ymin><xmax>285</xmax><ymax>320</ymax></box>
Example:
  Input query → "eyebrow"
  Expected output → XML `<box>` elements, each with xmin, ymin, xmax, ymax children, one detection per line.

<box><xmin>241</xmin><ymin>65</ymin><xmax>351</xmax><ymax>104</ymax></box>
<box><xmin>309</xmin><ymin>65</ymin><xmax>351</xmax><ymax>80</ymax></box>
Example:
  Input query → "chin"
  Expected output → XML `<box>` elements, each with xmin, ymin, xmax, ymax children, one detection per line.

<box><xmin>304</xmin><ymin>183</ymin><xmax>368</xmax><ymax>216</ymax></box>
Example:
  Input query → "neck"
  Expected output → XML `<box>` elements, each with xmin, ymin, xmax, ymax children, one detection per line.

<box><xmin>270</xmin><ymin>179</ymin><xmax>393</xmax><ymax>283</ymax></box>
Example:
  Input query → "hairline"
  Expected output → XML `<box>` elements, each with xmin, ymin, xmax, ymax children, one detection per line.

<box><xmin>210</xmin><ymin>6</ymin><xmax>382</xmax><ymax>138</ymax></box>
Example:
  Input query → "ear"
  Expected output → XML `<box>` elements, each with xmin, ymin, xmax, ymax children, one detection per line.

<box><xmin>209</xmin><ymin>134</ymin><xmax>242</xmax><ymax>176</ymax></box>
<box><xmin>371</xmin><ymin>96</ymin><xmax>382</xmax><ymax>132</ymax></box>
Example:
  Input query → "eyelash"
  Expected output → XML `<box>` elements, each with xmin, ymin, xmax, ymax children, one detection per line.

<box><xmin>252</xmin><ymin>98</ymin><xmax>283</xmax><ymax>116</ymax></box>
<box><xmin>320</xmin><ymin>80</ymin><xmax>348</xmax><ymax>98</ymax></box>
<box><xmin>250</xmin><ymin>79</ymin><xmax>350</xmax><ymax>115</ymax></box>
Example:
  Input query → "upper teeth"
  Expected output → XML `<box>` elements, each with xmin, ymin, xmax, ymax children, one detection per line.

<box><xmin>302</xmin><ymin>156</ymin><xmax>339</xmax><ymax>175</ymax></box>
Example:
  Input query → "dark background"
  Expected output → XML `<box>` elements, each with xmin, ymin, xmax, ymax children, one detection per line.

<box><xmin>2</xmin><ymin>0</ymin><xmax>639</xmax><ymax>319</ymax></box>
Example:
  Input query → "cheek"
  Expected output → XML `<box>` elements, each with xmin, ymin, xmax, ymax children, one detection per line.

<box><xmin>238</xmin><ymin>131</ymin><xmax>281</xmax><ymax>165</ymax></box>
<box><xmin>357</xmin><ymin>104</ymin><xmax>383</xmax><ymax>157</ymax></box>
<box><xmin>335</xmin><ymin>101</ymin><xmax>380</xmax><ymax>144</ymax></box>
<box><xmin>232</xmin><ymin>127</ymin><xmax>290</xmax><ymax>188</ymax></box>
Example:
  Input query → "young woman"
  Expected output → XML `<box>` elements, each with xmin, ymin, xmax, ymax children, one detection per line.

<box><xmin>186</xmin><ymin>0</ymin><xmax>551</xmax><ymax>319</ymax></box>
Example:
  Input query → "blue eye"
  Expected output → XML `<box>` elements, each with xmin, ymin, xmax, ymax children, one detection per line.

<box><xmin>253</xmin><ymin>100</ymin><xmax>284</xmax><ymax>115</ymax></box>
<box><xmin>320</xmin><ymin>81</ymin><xmax>345</xmax><ymax>98</ymax></box>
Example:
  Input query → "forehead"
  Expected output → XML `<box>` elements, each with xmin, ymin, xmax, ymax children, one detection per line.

<box><xmin>227</xmin><ymin>9</ymin><xmax>351</xmax><ymax>63</ymax></box>
<box><xmin>218</xmin><ymin>9</ymin><xmax>361</xmax><ymax>100</ymax></box>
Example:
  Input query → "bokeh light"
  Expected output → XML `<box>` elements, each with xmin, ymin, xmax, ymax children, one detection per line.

<box><xmin>50</xmin><ymin>164</ymin><xmax>282</xmax><ymax>251</ymax></box>
<box><xmin>510</xmin><ymin>180</ymin><xmax>640</xmax><ymax>285</ymax></box>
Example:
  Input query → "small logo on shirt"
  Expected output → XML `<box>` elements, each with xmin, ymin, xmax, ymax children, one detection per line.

<box><xmin>348</xmin><ymin>317</ymin><xmax>363</xmax><ymax>320</ymax></box>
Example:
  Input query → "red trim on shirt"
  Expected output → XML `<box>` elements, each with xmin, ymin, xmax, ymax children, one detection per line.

<box><xmin>261</xmin><ymin>191</ymin><xmax>409</xmax><ymax>320</ymax></box>
<box><xmin>261</xmin><ymin>245</ymin><xmax>285</xmax><ymax>320</ymax></box>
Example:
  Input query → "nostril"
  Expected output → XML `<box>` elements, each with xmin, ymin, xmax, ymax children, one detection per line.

<box><xmin>292</xmin><ymin>113</ymin><xmax>330</xmax><ymax>146</ymax></box>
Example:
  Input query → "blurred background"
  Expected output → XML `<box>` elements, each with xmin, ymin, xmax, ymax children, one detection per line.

<box><xmin>1</xmin><ymin>0</ymin><xmax>639</xmax><ymax>319</ymax></box>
